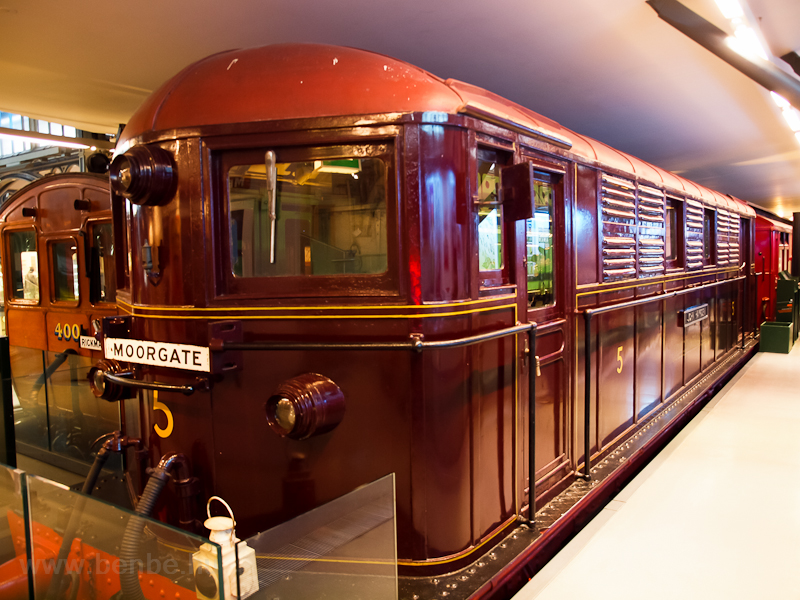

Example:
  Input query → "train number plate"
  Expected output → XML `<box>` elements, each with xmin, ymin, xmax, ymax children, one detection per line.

<box><xmin>679</xmin><ymin>303</ymin><xmax>709</xmax><ymax>327</ymax></box>
<box><xmin>104</xmin><ymin>338</ymin><xmax>210</xmax><ymax>372</ymax></box>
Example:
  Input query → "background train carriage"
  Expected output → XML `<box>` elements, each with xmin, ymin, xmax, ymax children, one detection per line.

<box><xmin>0</xmin><ymin>173</ymin><xmax>120</xmax><ymax>473</ymax></box>
<box><xmin>87</xmin><ymin>43</ymin><xmax>763</xmax><ymax>597</ymax></box>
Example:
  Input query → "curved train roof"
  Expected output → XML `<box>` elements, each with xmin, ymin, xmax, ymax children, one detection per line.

<box><xmin>123</xmin><ymin>43</ymin><xmax>754</xmax><ymax>217</ymax></box>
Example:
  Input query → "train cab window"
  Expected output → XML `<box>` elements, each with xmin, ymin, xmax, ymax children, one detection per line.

<box><xmin>7</xmin><ymin>230</ymin><xmax>39</xmax><ymax>301</ymax></box>
<box><xmin>227</xmin><ymin>152</ymin><xmax>388</xmax><ymax>278</ymax></box>
<box><xmin>525</xmin><ymin>173</ymin><xmax>555</xmax><ymax>307</ymax></box>
<box><xmin>703</xmin><ymin>208</ymin><xmax>715</xmax><ymax>264</ymax></box>
<box><xmin>90</xmin><ymin>222</ymin><xmax>116</xmax><ymax>303</ymax></box>
<box><xmin>665</xmin><ymin>197</ymin><xmax>683</xmax><ymax>268</ymax></box>
<box><xmin>51</xmin><ymin>240</ymin><xmax>79</xmax><ymax>302</ymax></box>
<box><xmin>476</xmin><ymin>147</ymin><xmax>510</xmax><ymax>285</ymax></box>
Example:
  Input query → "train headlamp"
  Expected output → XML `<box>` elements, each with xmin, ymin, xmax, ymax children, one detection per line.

<box><xmin>88</xmin><ymin>359</ymin><xmax>133</xmax><ymax>401</ymax></box>
<box><xmin>265</xmin><ymin>374</ymin><xmax>345</xmax><ymax>440</ymax></box>
<box><xmin>109</xmin><ymin>145</ymin><xmax>177</xmax><ymax>206</ymax></box>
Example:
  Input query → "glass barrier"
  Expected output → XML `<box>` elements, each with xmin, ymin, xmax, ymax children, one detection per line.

<box><xmin>10</xmin><ymin>345</ymin><xmax>123</xmax><ymax>474</ymax></box>
<box><xmin>0</xmin><ymin>464</ymin><xmax>29</xmax><ymax>600</ymax></box>
<box><xmin>236</xmin><ymin>474</ymin><xmax>397</xmax><ymax>600</ymax></box>
<box><xmin>25</xmin><ymin>474</ymin><xmax>223</xmax><ymax>600</ymax></box>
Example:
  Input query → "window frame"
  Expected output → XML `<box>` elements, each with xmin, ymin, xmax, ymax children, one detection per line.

<box><xmin>48</xmin><ymin>236</ymin><xmax>81</xmax><ymax>307</ymax></box>
<box><xmin>214</xmin><ymin>141</ymin><xmax>400</xmax><ymax>300</ymax></box>
<box><xmin>665</xmin><ymin>196</ymin><xmax>684</xmax><ymax>270</ymax></box>
<box><xmin>86</xmin><ymin>218</ymin><xmax>117</xmax><ymax>306</ymax></box>
<box><xmin>5</xmin><ymin>226</ymin><xmax>41</xmax><ymax>305</ymax></box>
<box><xmin>703</xmin><ymin>207</ymin><xmax>716</xmax><ymax>266</ymax></box>
<box><xmin>475</xmin><ymin>146</ymin><xmax>513</xmax><ymax>289</ymax></box>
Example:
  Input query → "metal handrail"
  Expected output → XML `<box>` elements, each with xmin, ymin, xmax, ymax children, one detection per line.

<box><xmin>214</xmin><ymin>321</ymin><xmax>540</xmax><ymax>523</ymax></box>
<box><xmin>580</xmin><ymin>275</ymin><xmax>746</xmax><ymax>480</ymax></box>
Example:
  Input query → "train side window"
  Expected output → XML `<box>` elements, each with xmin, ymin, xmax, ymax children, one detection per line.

<box><xmin>89</xmin><ymin>222</ymin><xmax>116</xmax><ymax>303</ymax></box>
<box><xmin>525</xmin><ymin>173</ymin><xmax>556</xmax><ymax>308</ymax></box>
<box><xmin>476</xmin><ymin>147</ymin><xmax>510</xmax><ymax>285</ymax></box>
<box><xmin>703</xmin><ymin>208</ymin><xmax>716</xmax><ymax>264</ymax></box>
<box><xmin>7</xmin><ymin>230</ymin><xmax>39</xmax><ymax>301</ymax></box>
<box><xmin>227</xmin><ymin>153</ymin><xmax>388</xmax><ymax>278</ymax></box>
<box><xmin>51</xmin><ymin>240</ymin><xmax>80</xmax><ymax>303</ymax></box>
<box><xmin>665</xmin><ymin>197</ymin><xmax>683</xmax><ymax>268</ymax></box>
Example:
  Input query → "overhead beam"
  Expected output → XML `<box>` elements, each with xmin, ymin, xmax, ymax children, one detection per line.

<box><xmin>781</xmin><ymin>52</ymin><xmax>800</xmax><ymax>78</ymax></box>
<box><xmin>647</xmin><ymin>0</ymin><xmax>800</xmax><ymax>108</ymax></box>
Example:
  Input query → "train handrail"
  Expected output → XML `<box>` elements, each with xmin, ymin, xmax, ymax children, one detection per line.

<box><xmin>213</xmin><ymin>321</ymin><xmax>541</xmax><ymax>525</ymax></box>
<box><xmin>103</xmin><ymin>372</ymin><xmax>209</xmax><ymax>395</ymax></box>
<box><xmin>579</xmin><ymin>275</ymin><xmax>746</xmax><ymax>480</ymax></box>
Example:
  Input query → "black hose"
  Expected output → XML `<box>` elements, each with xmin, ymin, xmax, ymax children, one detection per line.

<box><xmin>45</xmin><ymin>438</ymin><xmax>113</xmax><ymax>600</ymax></box>
<box><xmin>119</xmin><ymin>453</ymin><xmax>187</xmax><ymax>600</ymax></box>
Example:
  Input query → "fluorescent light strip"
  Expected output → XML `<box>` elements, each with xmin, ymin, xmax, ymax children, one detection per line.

<box><xmin>0</xmin><ymin>127</ymin><xmax>114</xmax><ymax>150</ymax></box>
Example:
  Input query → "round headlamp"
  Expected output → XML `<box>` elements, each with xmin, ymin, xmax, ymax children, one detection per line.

<box><xmin>109</xmin><ymin>145</ymin><xmax>177</xmax><ymax>206</ymax></box>
<box><xmin>266</xmin><ymin>374</ymin><xmax>345</xmax><ymax>440</ymax></box>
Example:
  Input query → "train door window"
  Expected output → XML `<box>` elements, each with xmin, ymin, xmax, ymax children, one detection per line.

<box><xmin>51</xmin><ymin>240</ymin><xmax>79</xmax><ymax>303</ymax></box>
<box><xmin>7</xmin><ymin>229</ymin><xmax>39</xmax><ymax>301</ymax></box>
<box><xmin>89</xmin><ymin>221</ymin><xmax>116</xmax><ymax>303</ymax></box>
<box><xmin>703</xmin><ymin>208</ymin><xmax>716</xmax><ymax>264</ymax></box>
<box><xmin>526</xmin><ymin>171</ymin><xmax>556</xmax><ymax>307</ymax></box>
<box><xmin>665</xmin><ymin>197</ymin><xmax>684</xmax><ymax>268</ymax></box>
<box><xmin>476</xmin><ymin>147</ymin><xmax>510</xmax><ymax>286</ymax></box>
<box><xmin>220</xmin><ymin>143</ymin><xmax>396</xmax><ymax>297</ymax></box>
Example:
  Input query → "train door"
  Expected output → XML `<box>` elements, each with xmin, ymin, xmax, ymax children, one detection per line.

<box><xmin>501</xmin><ymin>154</ymin><xmax>569</xmax><ymax>510</ymax></box>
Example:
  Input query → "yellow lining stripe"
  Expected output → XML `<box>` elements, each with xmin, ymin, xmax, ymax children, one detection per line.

<box><xmin>576</xmin><ymin>267</ymin><xmax>739</xmax><ymax>298</ymax></box>
<box><xmin>118</xmin><ymin>303</ymin><xmax>518</xmax><ymax>320</ymax></box>
<box><xmin>255</xmin><ymin>555</ymin><xmax>395</xmax><ymax>566</ymax></box>
<box><xmin>116</xmin><ymin>295</ymin><xmax>517</xmax><ymax>313</ymax></box>
<box><xmin>397</xmin><ymin>515</ymin><xmax>519</xmax><ymax>566</ymax></box>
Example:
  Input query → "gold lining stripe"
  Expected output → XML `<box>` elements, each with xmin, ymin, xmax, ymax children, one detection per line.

<box><xmin>118</xmin><ymin>303</ymin><xmax>518</xmax><ymax>320</ymax></box>
<box><xmin>398</xmin><ymin>515</ymin><xmax>519</xmax><ymax>566</ymax></box>
<box><xmin>576</xmin><ymin>267</ymin><xmax>739</xmax><ymax>298</ymax></box>
<box><xmin>116</xmin><ymin>295</ymin><xmax>517</xmax><ymax>313</ymax></box>
<box><xmin>255</xmin><ymin>555</ymin><xmax>395</xmax><ymax>566</ymax></box>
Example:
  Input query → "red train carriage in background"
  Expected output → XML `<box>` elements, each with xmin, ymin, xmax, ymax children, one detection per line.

<box><xmin>86</xmin><ymin>44</ymin><xmax>768</xmax><ymax>599</ymax></box>
<box><xmin>0</xmin><ymin>173</ymin><xmax>121</xmax><ymax>473</ymax></box>
<box><xmin>755</xmin><ymin>213</ymin><xmax>793</xmax><ymax>322</ymax></box>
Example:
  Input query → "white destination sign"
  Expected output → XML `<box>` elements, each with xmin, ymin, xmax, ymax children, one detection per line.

<box><xmin>104</xmin><ymin>337</ymin><xmax>210</xmax><ymax>372</ymax></box>
<box><xmin>79</xmin><ymin>336</ymin><xmax>102</xmax><ymax>351</ymax></box>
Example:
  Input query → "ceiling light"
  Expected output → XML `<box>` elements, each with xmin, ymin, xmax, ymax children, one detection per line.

<box><xmin>0</xmin><ymin>131</ymin><xmax>89</xmax><ymax>150</ymax></box>
<box><xmin>770</xmin><ymin>91</ymin><xmax>791</xmax><ymax>109</ymax></box>
<box><xmin>714</xmin><ymin>0</ymin><xmax>744</xmax><ymax>20</ymax></box>
<box><xmin>732</xmin><ymin>25</ymin><xmax>768</xmax><ymax>60</ymax></box>
<box><xmin>782</xmin><ymin>108</ymin><xmax>800</xmax><ymax>132</ymax></box>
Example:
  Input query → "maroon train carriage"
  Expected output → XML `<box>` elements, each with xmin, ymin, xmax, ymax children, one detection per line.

<box><xmin>0</xmin><ymin>173</ymin><xmax>120</xmax><ymax>472</ymax></box>
<box><xmin>89</xmin><ymin>44</ymin><xmax>761</xmax><ymax>599</ymax></box>
<box><xmin>755</xmin><ymin>214</ymin><xmax>793</xmax><ymax>322</ymax></box>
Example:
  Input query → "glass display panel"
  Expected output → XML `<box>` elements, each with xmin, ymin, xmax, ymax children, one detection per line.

<box><xmin>43</xmin><ymin>351</ymin><xmax>122</xmax><ymax>468</ymax></box>
<box><xmin>9</xmin><ymin>346</ymin><xmax>48</xmax><ymax>452</ymax></box>
<box><xmin>228</xmin><ymin>157</ymin><xmax>388</xmax><ymax>278</ymax></box>
<box><xmin>526</xmin><ymin>179</ymin><xmax>555</xmax><ymax>307</ymax></box>
<box><xmin>477</xmin><ymin>155</ymin><xmax>503</xmax><ymax>272</ymax></box>
<box><xmin>51</xmin><ymin>241</ymin><xmax>79</xmax><ymax>302</ymax></box>
<box><xmin>26</xmin><ymin>474</ymin><xmax>223</xmax><ymax>600</ymax></box>
<box><xmin>0</xmin><ymin>466</ymin><xmax>28</xmax><ymax>598</ymax></box>
<box><xmin>7</xmin><ymin>230</ymin><xmax>38</xmax><ymax>301</ymax></box>
<box><xmin>90</xmin><ymin>222</ymin><xmax>116</xmax><ymax>303</ymax></box>
<box><xmin>237</xmin><ymin>474</ymin><xmax>397</xmax><ymax>600</ymax></box>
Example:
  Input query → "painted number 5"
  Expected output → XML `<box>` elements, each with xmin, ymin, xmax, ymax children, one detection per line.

<box><xmin>153</xmin><ymin>391</ymin><xmax>174</xmax><ymax>438</ymax></box>
<box><xmin>616</xmin><ymin>346</ymin><xmax>623</xmax><ymax>373</ymax></box>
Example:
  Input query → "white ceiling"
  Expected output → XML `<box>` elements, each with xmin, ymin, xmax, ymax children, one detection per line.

<box><xmin>1</xmin><ymin>0</ymin><xmax>799</xmax><ymax>216</ymax></box>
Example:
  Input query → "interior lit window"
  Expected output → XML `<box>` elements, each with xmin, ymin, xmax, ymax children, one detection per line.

<box><xmin>228</xmin><ymin>156</ymin><xmax>387</xmax><ymax>277</ymax></box>
<box><xmin>526</xmin><ymin>176</ymin><xmax>556</xmax><ymax>308</ymax></box>
<box><xmin>477</xmin><ymin>148</ymin><xmax>505</xmax><ymax>274</ymax></box>
<box><xmin>8</xmin><ymin>230</ymin><xmax>39</xmax><ymax>301</ymax></box>
<box><xmin>51</xmin><ymin>240</ymin><xmax>79</xmax><ymax>302</ymax></box>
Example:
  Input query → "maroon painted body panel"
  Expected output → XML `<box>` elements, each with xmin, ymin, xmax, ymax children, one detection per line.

<box><xmin>98</xmin><ymin>43</ymin><xmax>773</xmax><ymax>597</ymax></box>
